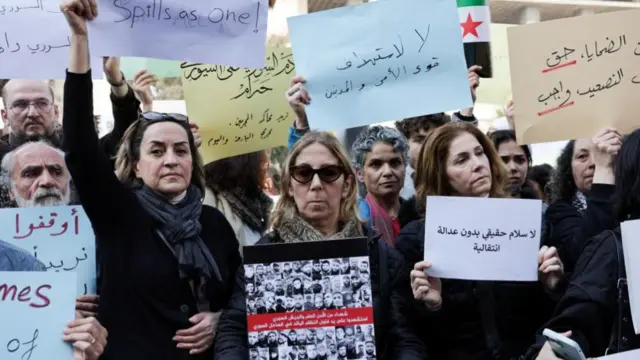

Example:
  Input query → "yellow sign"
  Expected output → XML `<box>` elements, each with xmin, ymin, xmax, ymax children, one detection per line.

<box><xmin>476</xmin><ymin>24</ymin><xmax>514</xmax><ymax>106</ymax></box>
<box><xmin>182</xmin><ymin>47</ymin><xmax>296</xmax><ymax>163</ymax></box>
<box><xmin>508</xmin><ymin>10</ymin><xmax>640</xmax><ymax>144</ymax></box>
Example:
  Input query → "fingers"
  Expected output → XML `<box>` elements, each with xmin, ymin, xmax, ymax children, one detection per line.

<box><xmin>468</xmin><ymin>65</ymin><xmax>482</xmax><ymax>73</ymax></box>
<box><xmin>76</xmin><ymin>295</ymin><xmax>99</xmax><ymax>302</ymax></box>
<box><xmin>88</xmin><ymin>0</ymin><xmax>98</xmax><ymax>18</ymax></box>
<box><xmin>286</xmin><ymin>82</ymin><xmax>311</xmax><ymax>105</ymax></box>
<box><xmin>77</xmin><ymin>310</ymin><xmax>97</xmax><ymax>318</ymax></box>
<box><xmin>79</xmin><ymin>0</ymin><xmax>93</xmax><ymax>19</ymax></box>
<box><xmin>561</xmin><ymin>330</ymin><xmax>573</xmax><ymax>337</ymax></box>
<box><xmin>539</xmin><ymin>257</ymin><xmax>563</xmax><ymax>274</ymax></box>
<box><xmin>289</xmin><ymin>75</ymin><xmax>306</xmax><ymax>88</ymax></box>
<box><xmin>175</xmin><ymin>322</ymin><xmax>208</xmax><ymax>337</ymax></box>
<box><xmin>177</xmin><ymin>335</ymin><xmax>214</xmax><ymax>354</ymax></box>
<box><xmin>413</xmin><ymin>260</ymin><xmax>432</xmax><ymax>271</ymax></box>
<box><xmin>174</xmin><ymin>331</ymin><xmax>208</xmax><ymax>344</ymax></box>
<box><xmin>538</xmin><ymin>245</ymin><xmax>548</xmax><ymax>264</ymax></box>
<box><xmin>189</xmin><ymin>121</ymin><xmax>200</xmax><ymax>130</ymax></box>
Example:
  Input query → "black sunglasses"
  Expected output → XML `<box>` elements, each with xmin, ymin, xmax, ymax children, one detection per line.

<box><xmin>290</xmin><ymin>165</ymin><xmax>345</xmax><ymax>184</ymax></box>
<box><xmin>140</xmin><ymin>111</ymin><xmax>188</xmax><ymax>123</ymax></box>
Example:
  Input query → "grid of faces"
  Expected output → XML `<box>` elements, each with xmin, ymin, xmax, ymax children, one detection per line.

<box><xmin>243</xmin><ymin>256</ymin><xmax>373</xmax><ymax>314</ymax></box>
<box><xmin>248</xmin><ymin>325</ymin><xmax>376</xmax><ymax>360</ymax></box>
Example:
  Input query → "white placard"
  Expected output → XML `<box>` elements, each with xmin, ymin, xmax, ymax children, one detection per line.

<box><xmin>424</xmin><ymin>196</ymin><xmax>542</xmax><ymax>281</ymax></box>
<box><xmin>620</xmin><ymin>219</ymin><xmax>640</xmax><ymax>335</ymax></box>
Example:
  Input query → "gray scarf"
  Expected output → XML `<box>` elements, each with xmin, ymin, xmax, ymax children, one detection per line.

<box><xmin>135</xmin><ymin>185</ymin><xmax>219</xmax><ymax>288</ymax></box>
<box><xmin>277</xmin><ymin>207</ymin><xmax>363</xmax><ymax>243</ymax></box>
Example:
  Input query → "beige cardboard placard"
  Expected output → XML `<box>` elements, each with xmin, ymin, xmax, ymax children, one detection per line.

<box><xmin>507</xmin><ymin>10</ymin><xmax>640</xmax><ymax>144</ymax></box>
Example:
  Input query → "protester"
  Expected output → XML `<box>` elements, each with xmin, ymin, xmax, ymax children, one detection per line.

<box><xmin>0</xmin><ymin>239</ymin><xmax>108</xmax><ymax>360</ymax></box>
<box><xmin>545</xmin><ymin>128</ymin><xmax>621</xmax><ymax>275</ymax></box>
<box><xmin>351</xmin><ymin>125</ymin><xmax>416</xmax><ymax>243</ymax></box>
<box><xmin>529</xmin><ymin>164</ymin><xmax>554</xmax><ymax>205</ymax></box>
<box><xmin>214</xmin><ymin>131</ymin><xmax>424</xmax><ymax>359</ymax></box>
<box><xmin>527</xmin><ymin>129</ymin><xmax>640</xmax><ymax>359</ymax></box>
<box><xmin>60</xmin><ymin>1</ymin><xmax>242</xmax><ymax>358</ymax></box>
<box><xmin>489</xmin><ymin>129</ymin><xmax>538</xmax><ymax>199</ymax></box>
<box><xmin>398</xmin><ymin>122</ymin><xmax>563</xmax><ymax>359</ymax></box>
<box><xmin>204</xmin><ymin>151</ymin><xmax>274</xmax><ymax>253</ymax></box>
<box><xmin>0</xmin><ymin>141</ymin><xmax>71</xmax><ymax>207</ymax></box>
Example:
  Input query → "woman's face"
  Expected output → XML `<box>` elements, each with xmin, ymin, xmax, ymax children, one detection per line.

<box><xmin>288</xmin><ymin>143</ymin><xmax>351</xmax><ymax>225</ymax></box>
<box><xmin>497</xmin><ymin>140</ymin><xmax>528</xmax><ymax>194</ymax></box>
<box><xmin>357</xmin><ymin>142</ymin><xmax>405</xmax><ymax>199</ymax></box>
<box><xmin>135</xmin><ymin>122</ymin><xmax>193</xmax><ymax>198</ymax></box>
<box><xmin>445</xmin><ymin>132</ymin><xmax>491</xmax><ymax>197</ymax></box>
<box><xmin>571</xmin><ymin>138</ymin><xmax>595</xmax><ymax>194</ymax></box>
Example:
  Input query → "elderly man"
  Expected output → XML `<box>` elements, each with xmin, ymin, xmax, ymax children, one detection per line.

<box><xmin>0</xmin><ymin>239</ymin><xmax>107</xmax><ymax>360</ymax></box>
<box><xmin>0</xmin><ymin>141</ymin><xmax>71</xmax><ymax>207</ymax></box>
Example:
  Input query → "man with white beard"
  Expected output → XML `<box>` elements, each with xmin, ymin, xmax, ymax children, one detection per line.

<box><xmin>0</xmin><ymin>141</ymin><xmax>71</xmax><ymax>207</ymax></box>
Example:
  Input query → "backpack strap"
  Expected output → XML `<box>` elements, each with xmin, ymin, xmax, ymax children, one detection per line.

<box><xmin>605</xmin><ymin>230</ymin><xmax>626</xmax><ymax>355</ymax></box>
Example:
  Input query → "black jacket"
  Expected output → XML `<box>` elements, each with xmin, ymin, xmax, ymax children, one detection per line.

<box><xmin>524</xmin><ymin>228</ymin><xmax>640</xmax><ymax>358</ymax></box>
<box><xmin>214</xmin><ymin>224</ymin><xmax>425</xmax><ymax>360</ymax></box>
<box><xmin>63</xmin><ymin>70</ymin><xmax>242</xmax><ymax>360</ymax></box>
<box><xmin>396</xmin><ymin>220</ymin><xmax>557</xmax><ymax>360</ymax></box>
<box><xmin>544</xmin><ymin>184</ymin><xmax>617</xmax><ymax>274</ymax></box>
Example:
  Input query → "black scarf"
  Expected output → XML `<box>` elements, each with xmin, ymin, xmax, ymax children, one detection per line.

<box><xmin>209</xmin><ymin>184</ymin><xmax>273</xmax><ymax>233</ymax></box>
<box><xmin>135</xmin><ymin>185</ymin><xmax>219</xmax><ymax>289</ymax></box>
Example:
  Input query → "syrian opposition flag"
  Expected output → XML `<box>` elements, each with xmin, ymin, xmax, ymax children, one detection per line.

<box><xmin>458</xmin><ymin>0</ymin><xmax>493</xmax><ymax>77</ymax></box>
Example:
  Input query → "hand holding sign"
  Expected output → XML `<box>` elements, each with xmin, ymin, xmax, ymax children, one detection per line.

<box><xmin>410</xmin><ymin>261</ymin><xmax>442</xmax><ymax>310</ymax></box>
<box><xmin>537</xmin><ymin>246</ymin><xmax>564</xmax><ymax>292</ymax></box>
<box><xmin>286</xmin><ymin>75</ymin><xmax>311</xmax><ymax>124</ymax></box>
<box><xmin>64</xmin><ymin>314</ymin><xmax>108</xmax><ymax>360</ymax></box>
<box><xmin>60</xmin><ymin>0</ymin><xmax>97</xmax><ymax>36</ymax></box>
<box><xmin>592</xmin><ymin>128</ymin><xmax>622</xmax><ymax>168</ymax></box>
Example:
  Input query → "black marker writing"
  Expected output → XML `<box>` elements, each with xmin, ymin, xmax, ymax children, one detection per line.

<box><xmin>6</xmin><ymin>328</ymin><xmax>39</xmax><ymax>360</ymax></box>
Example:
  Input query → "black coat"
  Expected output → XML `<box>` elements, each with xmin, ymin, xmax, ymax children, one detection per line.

<box><xmin>544</xmin><ymin>184</ymin><xmax>617</xmax><ymax>274</ymax></box>
<box><xmin>62</xmin><ymin>70</ymin><xmax>242</xmax><ymax>360</ymax></box>
<box><xmin>214</xmin><ymin>224</ymin><xmax>425</xmax><ymax>360</ymax></box>
<box><xmin>524</xmin><ymin>228</ymin><xmax>640</xmax><ymax>358</ymax></box>
<box><xmin>396</xmin><ymin>220</ymin><xmax>557</xmax><ymax>360</ymax></box>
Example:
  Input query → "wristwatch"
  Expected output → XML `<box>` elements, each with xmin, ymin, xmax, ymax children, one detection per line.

<box><xmin>107</xmin><ymin>71</ymin><xmax>126</xmax><ymax>87</ymax></box>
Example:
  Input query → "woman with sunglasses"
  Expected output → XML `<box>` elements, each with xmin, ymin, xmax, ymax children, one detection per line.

<box><xmin>60</xmin><ymin>3</ymin><xmax>241</xmax><ymax>359</ymax></box>
<box><xmin>214</xmin><ymin>131</ymin><xmax>424</xmax><ymax>359</ymax></box>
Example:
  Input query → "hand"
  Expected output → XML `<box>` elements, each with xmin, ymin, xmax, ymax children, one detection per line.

<box><xmin>60</xmin><ymin>0</ymin><xmax>97</xmax><ymax>36</ymax></box>
<box><xmin>174</xmin><ymin>311</ymin><xmax>221</xmax><ymax>354</ymax></box>
<box><xmin>410</xmin><ymin>261</ymin><xmax>442</xmax><ymax>309</ymax></box>
<box><xmin>538</xmin><ymin>246</ymin><xmax>564</xmax><ymax>292</ymax></box>
<box><xmin>592</xmin><ymin>127</ymin><xmax>622</xmax><ymax>168</ymax></box>
<box><xmin>286</xmin><ymin>75</ymin><xmax>310</xmax><ymax>126</ymax></box>
<box><xmin>468</xmin><ymin>65</ymin><xmax>481</xmax><ymax>104</ymax></box>
<box><xmin>505</xmin><ymin>99</ymin><xmax>515</xmax><ymax>130</ymax></box>
<box><xmin>189</xmin><ymin>121</ymin><xmax>202</xmax><ymax>148</ymax></box>
<box><xmin>102</xmin><ymin>57</ymin><xmax>122</xmax><ymax>84</ymax></box>
<box><xmin>63</xmin><ymin>313</ymin><xmax>108</xmax><ymax>360</ymax></box>
<box><xmin>75</xmin><ymin>295</ymin><xmax>99</xmax><ymax>318</ymax></box>
<box><xmin>132</xmin><ymin>69</ymin><xmax>157</xmax><ymax>108</ymax></box>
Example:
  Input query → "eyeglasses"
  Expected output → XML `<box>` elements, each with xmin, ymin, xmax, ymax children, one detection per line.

<box><xmin>10</xmin><ymin>99</ymin><xmax>52</xmax><ymax>114</ymax></box>
<box><xmin>290</xmin><ymin>165</ymin><xmax>345</xmax><ymax>184</ymax></box>
<box><xmin>139</xmin><ymin>111</ymin><xmax>188</xmax><ymax>123</ymax></box>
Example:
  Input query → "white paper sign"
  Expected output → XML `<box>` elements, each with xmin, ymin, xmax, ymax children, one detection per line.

<box><xmin>0</xmin><ymin>0</ymin><xmax>103</xmax><ymax>79</ymax></box>
<box><xmin>424</xmin><ymin>196</ymin><xmax>542</xmax><ymax>281</ymax></box>
<box><xmin>600</xmin><ymin>349</ymin><xmax>640</xmax><ymax>359</ymax></box>
<box><xmin>620</xmin><ymin>219</ymin><xmax>640</xmax><ymax>335</ymax></box>
<box><xmin>89</xmin><ymin>0</ymin><xmax>269</xmax><ymax>69</ymax></box>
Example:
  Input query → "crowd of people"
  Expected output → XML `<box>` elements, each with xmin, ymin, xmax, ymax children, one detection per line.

<box><xmin>0</xmin><ymin>0</ymin><xmax>638</xmax><ymax>360</ymax></box>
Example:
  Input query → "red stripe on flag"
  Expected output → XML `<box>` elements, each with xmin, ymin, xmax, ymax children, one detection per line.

<box><xmin>247</xmin><ymin>307</ymin><xmax>374</xmax><ymax>332</ymax></box>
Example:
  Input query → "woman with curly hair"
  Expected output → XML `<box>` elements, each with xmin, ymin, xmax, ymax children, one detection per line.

<box><xmin>545</xmin><ymin>128</ymin><xmax>621</xmax><ymax>275</ymax></box>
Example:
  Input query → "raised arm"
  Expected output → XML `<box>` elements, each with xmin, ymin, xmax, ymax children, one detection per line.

<box><xmin>61</xmin><ymin>0</ymin><xmax>141</xmax><ymax>234</ymax></box>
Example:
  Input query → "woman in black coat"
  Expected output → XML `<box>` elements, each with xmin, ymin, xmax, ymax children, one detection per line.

<box><xmin>401</xmin><ymin>123</ymin><xmax>563</xmax><ymax>360</ymax></box>
<box><xmin>61</xmin><ymin>4</ymin><xmax>241</xmax><ymax>359</ymax></box>
<box><xmin>214</xmin><ymin>131</ymin><xmax>424</xmax><ymax>360</ymax></box>
<box><xmin>526</xmin><ymin>129</ymin><xmax>640</xmax><ymax>359</ymax></box>
<box><xmin>544</xmin><ymin>128</ymin><xmax>621</xmax><ymax>274</ymax></box>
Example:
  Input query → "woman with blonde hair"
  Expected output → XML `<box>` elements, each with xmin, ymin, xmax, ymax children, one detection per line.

<box><xmin>396</xmin><ymin>122</ymin><xmax>564</xmax><ymax>360</ymax></box>
<box><xmin>60</xmin><ymin>2</ymin><xmax>242</xmax><ymax>358</ymax></box>
<box><xmin>214</xmin><ymin>131</ymin><xmax>425</xmax><ymax>359</ymax></box>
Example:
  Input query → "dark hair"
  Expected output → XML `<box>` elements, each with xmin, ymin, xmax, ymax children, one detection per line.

<box><xmin>115</xmin><ymin>118</ymin><xmax>206</xmax><ymax>195</ymax></box>
<box><xmin>529</xmin><ymin>164</ymin><xmax>554</xmax><ymax>191</ymax></box>
<box><xmin>488</xmin><ymin>130</ymin><xmax>532</xmax><ymax>167</ymax></box>
<box><xmin>204</xmin><ymin>151</ymin><xmax>267</xmax><ymax>199</ymax></box>
<box><xmin>614</xmin><ymin>131</ymin><xmax>640</xmax><ymax>220</ymax></box>
<box><xmin>394</xmin><ymin>113</ymin><xmax>451</xmax><ymax>140</ymax></box>
<box><xmin>550</xmin><ymin>140</ymin><xmax>576</xmax><ymax>203</ymax></box>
